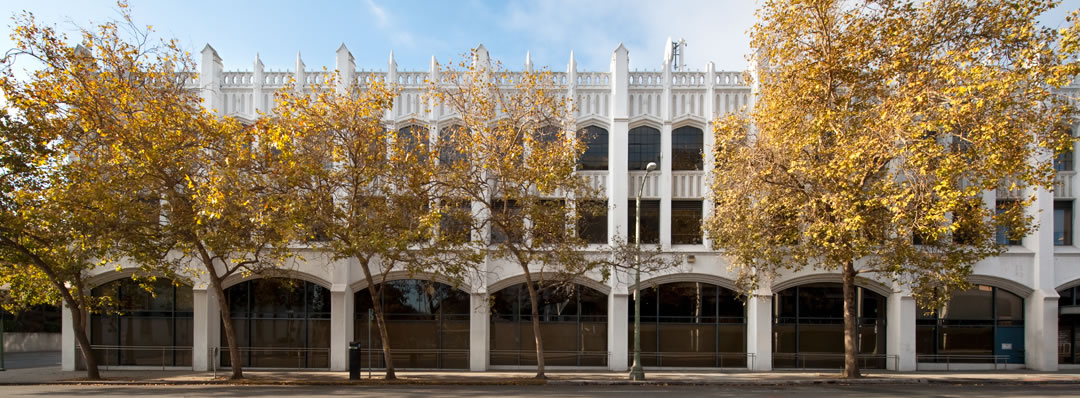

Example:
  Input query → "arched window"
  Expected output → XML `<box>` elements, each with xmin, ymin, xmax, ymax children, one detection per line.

<box><xmin>490</xmin><ymin>282</ymin><xmax>608</xmax><ymax>366</ymax></box>
<box><xmin>773</xmin><ymin>283</ymin><xmax>887</xmax><ymax>369</ymax></box>
<box><xmin>917</xmin><ymin>285</ymin><xmax>1025</xmax><ymax>364</ymax></box>
<box><xmin>354</xmin><ymin>279</ymin><xmax>470</xmax><ymax>369</ymax></box>
<box><xmin>397</xmin><ymin>125</ymin><xmax>429</xmax><ymax>164</ymax></box>
<box><xmin>438</xmin><ymin>125</ymin><xmax>467</xmax><ymax>165</ymax></box>
<box><xmin>578</xmin><ymin>126</ymin><xmax>608</xmax><ymax>170</ymax></box>
<box><xmin>628</xmin><ymin>126</ymin><xmax>660</xmax><ymax>171</ymax></box>
<box><xmin>89</xmin><ymin>278</ymin><xmax>193</xmax><ymax>367</ymax></box>
<box><xmin>628</xmin><ymin>281</ymin><xmax>746</xmax><ymax>367</ymax></box>
<box><xmin>671</xmin><ymin>126</ymin><xmax>703</xmax><ymax>170</ymax></box>
<box><xmin>222</xmin><ymin>278</ymin><xmax>331</xmax><ymax>368</ymax></box>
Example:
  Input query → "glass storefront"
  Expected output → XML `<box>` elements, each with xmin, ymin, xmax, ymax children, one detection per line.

<box><xmin>354</xmin><ymin>279</ymin><xmax>470</xmax><ymax>369</ymax></box>
<box><xmin>628</xmin><ymin>281</ymin><xmax>746</xmax><ymax>367</ymax></box>
<box><xmin>221</xmin><ymin>278</ymin><xmax>331</xmax><ymax>368</ymax></box>
<box><xmin>1060</xmin><ymin>286</ymin><xmax>1079</xmax><ymax>364</ymax></box>
<box><xmin>89</xmin><ymin>278</ymin><xmax>194</xmax><ymax>367</ymax></box>
<box><xmin>490</xmin><ymin>283</ymin><xmax>608</xmax><ymax>366</ymax></box>
<box><xmin>773</xmin><ymin>283</ymin><xmax>887</xmax><ymax>369</ymax></box>
<box><xmin>916</xmin><ymin>285</ymin><xmax>1025</xmax><ymax>364</ymax></box>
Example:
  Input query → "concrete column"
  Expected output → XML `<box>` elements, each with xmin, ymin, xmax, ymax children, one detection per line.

<box><xmin>886</xmin><ymin>292</ymin><xmax>917</xmax><ymax>371</ymax></box>
<box><xmin>330</xmin><ymin>287</ymin><xmax>354</xmax><ymax>371</ymax></box>
<box><xmin>469</xmin><ymin>292</ymin><xmax>490</xmax><ymax>371</ymax></box>
<box><xmin>61</xmin><ymin>301</ymin><xmax>75</xmax><ymax>371</ymax></box>
<box><xmin>335</xmin><ymin>43</ymin><xmax>355</xmax><ymax>94</ymax></box>
<box><xmin>1026</xmin><ymin>184</ymin><xmax>1059</xmax><ymax>371</ymax></box>
<box><xmin>608</xmin><ymin>293</ymin><xmax>630</xmax><ymax>371</ymax></box>
<box><xmin>746</xmin><ymin>293</ymin><xmax>772</xmax><ymax>370</ymax></box>
<box><xmin>609</xmin><ymin>44</ymin><xmax>630</xmax><ymax>244</ymax></box>
<box><xmin>294</xmin><ymin>52</ymin><xmax>306</xmax><ymax>93</ymax></box>
<box><xmin>659</xmin><ymin>51</ymin><xmax>672</xmax><ymax>249</ymax></box>
<box><xmin>252</xmin><ymin>54</ymin><xmax>264</xmax><ymax>114</ymax></box>
<box><xmin>192</xmin><ymin>286</ymin><xmax>220</xmax><ymax>371</ymax></box>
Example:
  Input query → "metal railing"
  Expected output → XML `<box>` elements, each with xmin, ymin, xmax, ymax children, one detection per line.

<box><xmin>915</xmin><ymin>354</ymin><xmax>1012</xmax><ymax>371</ymax></box>
<box><xmin>489</xmin><ymin>350</ymin><xmax>610</xmax><ymax>367</ymax></box>
<box><xmin>627</xmin><ymin>352</ymin><xmax>755</xmax><ymax>369</ymax></box>
<box><xmin>76</xmin><ymin>344</ymin><xmax>193</xmax><ymax>371</ymax></box>
<box><xmin>772</xmin><ymin>353</ymin><xmax>898</xmax><ymax>370</ymax></box>
<box><xmin>212</xmin><ymin>346</ymin><xmax>331</xmax><ymax>376</ymax></box>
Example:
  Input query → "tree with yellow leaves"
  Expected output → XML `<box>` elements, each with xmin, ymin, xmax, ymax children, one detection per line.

<box><xmin>707</xmin><ymin>0</ymin><xmax>1079</xmax><ymax>378</ymax></box>
<box><xmin>1</xmin><ymin>4</ymin><xmax>299</xmax><ymax>380</ymax></box>
<box><xmin>428</xmin><ymin>50</ymin><xmax>608</xmax><ymax>378</ymax></box>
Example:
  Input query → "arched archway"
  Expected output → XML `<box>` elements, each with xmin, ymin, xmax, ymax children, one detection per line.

<box><xmin>353</xmin><ymin>279</ymin><xmax>471</xmax><ymax>369</ymax></box>
<box><xmin>221</xmin><ymin>278</ymin><xmax>331</xmax><ymax>368</ymax></box>
<box><xmin>88</xmin><ymin>278</ymin><xmax>194</xmax><ymax>367</ymax></box>
<box><xmin>772</xmin><ymin>282</ymin><xmax>888</xmax><ymax>369</ymax></box>
<box><xmin>1056</xmin><ymin>283</ymin><xmax>1079</xmax><ymax>364</ymax></box>
<box><xmin>489</xmin><ymin>282</ymin><xmax>608</xmax><ymax>367</ymax></box>
<box><xmin>628</xmin><ymin>280</ymin><xmax>747</xmax><ymax>368</ymax></box>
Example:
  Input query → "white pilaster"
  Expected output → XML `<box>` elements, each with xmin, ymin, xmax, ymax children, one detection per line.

<box><xmin>1026</xmin><ymin>183</ymin><xmax>1059</xmax><ymax>371</ymax></box>
<box><xmin>192</xmin><ymin>285</ymin><xmax>220</xmax><ymax>371</ymax></box>
<box><xmin>660</xmin><ymin>46</ymin><xmax>673</xmax><ymax>249</ymax></box>
<box><xmin>886</xmin><ymin>292</ymin><xmax>916</xmax><ymax>371</ymax></box>
<box><xmin>746</xmin><ymin>293</ymin><xmax>772</xmax><ymax>370</ymax></box>
<box><xmin>294</xmin><ymin>52</ymin><xmax>306</xmax><ymax>93</ymax></box>
<box><xmin>61</xmin><ymin>300</ymin><xmax>75</xmax><ymax>371</ymax></box>
<box><xmin>609</xmin><ymin>44</ymin><xmax>630</xmax><ymax>244</ymax></box>
<box><xmin>608</xmin><ymin>292</ymin><xmax>630</xmax><ymax>371</ymax></box>
<box><xmin>330</xmin><ymin>286</ymin><xmax>353</xmax><ymax>371</ymax></box>
<box><xmin>702</xmin><ymin>62</ymin><xmax>716</xmax><ymax>249</ymax></box>
<box><xmin>336</xmin><ymin>43</ymin><xmax>355</xmax><ymax>94</ymax></box>
<box><xmin>252</xmin><ymin>54</ymin><xmax>264</xmax><ymax>114</ymax></box>
<box><xmin>469</xmin><ymin>292</ymin><xmax>490</xmax><ymax>371</ymax></box>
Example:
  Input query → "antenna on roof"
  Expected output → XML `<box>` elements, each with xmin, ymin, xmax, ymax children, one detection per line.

<box><xmin>671</xmin><ymin>38</ymin><xmax>687</xmax><ymax>71</ymax></box>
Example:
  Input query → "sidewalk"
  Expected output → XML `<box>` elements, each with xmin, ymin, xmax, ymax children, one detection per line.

<box><xmin>2</xmin><ymin>353</ymin><xmax>1079</xmax><ymax>386</ymax></box>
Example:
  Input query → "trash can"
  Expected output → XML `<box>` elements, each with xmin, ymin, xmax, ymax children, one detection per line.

<box><xmin>349</xmin><ymin>342</ymin><xmax>362</xmax><ymax>380</ymax></box>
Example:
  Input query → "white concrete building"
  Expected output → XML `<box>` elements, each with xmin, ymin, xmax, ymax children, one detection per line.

<box><xmin>63</xmin><ymin>42</ymin><xmax>1080</xmax><ymax>373</ymax></box>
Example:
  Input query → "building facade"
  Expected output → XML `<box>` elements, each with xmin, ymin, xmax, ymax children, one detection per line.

<box><xmin>62</xmin><ymin>43</ymin><xmax>1080</xmax><ymax>373</ymax></box>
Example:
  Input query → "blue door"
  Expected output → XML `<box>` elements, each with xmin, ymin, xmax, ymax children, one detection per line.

<box><xmin>995</xmin><ymin>326</ymin><xmax>1025</xmax><ymax>364</ymax></box>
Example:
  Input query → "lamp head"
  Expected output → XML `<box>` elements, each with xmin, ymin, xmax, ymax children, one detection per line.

<box><xmin>645</xmin><ymin>162</ymin><xmax>657</xmax><ymax>172</ymax></box>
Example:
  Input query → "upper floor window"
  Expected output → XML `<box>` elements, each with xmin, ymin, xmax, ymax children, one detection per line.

<box><xmin>576</xmin><ymin>200</ymin><xmax>608</xmax><ymax>244</ymax></box>
<box><xmin>578</xmin><ymin>126</ymin><xmax>608</xmax><ymax>171</ymax></box>
<box><xmin>439</xmin><ymin>125</ymin><xmax>467</xmax><ymax>166</ymax></box>
<box><xmin>1055</xmin><ymin>149</ymin><xmax>1074</xmax><ymax>172</ymax></box>
<box><xmin>628</xmin><ymin>126</ymin><xmax>660</xmax><ymax>171</ymax></box>
<box><xmin>995</xmin><ymin>200</ymin><xmax>1022</xmax><ymax>246</ymax></box>
<box><xmin>627</xmin><ymin>199</ymin><xmax>660</xmax><ymax>244</ymax></box>
<box><xmin>672</xmin><ymin>126</ymin><xmax>703</xmax><ymax>171</ymax></box>
<box><xmin>397</xmin><ymin>125</ymin><xmax>429</xmax><ymax>164</ymax></box>
<box><xmin>671</xmin><ymin>200</ymin><xmax>703</xmax><ymax>244</ymax></box>
<box><xmin>1055</xmin><ymin>200</ymin><xmax>1073</xmax><ymax>246</ymax></box>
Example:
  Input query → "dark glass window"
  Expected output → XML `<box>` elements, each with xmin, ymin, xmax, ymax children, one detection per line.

<box><xmin>0</xmin><ymin>305</ymin><xmax>60</xmax><ymax>333</ymax></box>
<box><xmin>490</xmin><ymin>283</ymin><xmax>608</xmax><ymax>366</ymax></box>
<box><xmin>1061</xmin><ymin>286</ymin><xmax>1079</xmax><ymax>364</ymax></box>
<box><xmin>995</xmin><ymin>200</ymin><xmax>1023</xmax><ymax>246</ymax></box>
<box><xmin>354</xmin><ymin>279</ymin><xmax>470</xmax><ymax>369</ymax></box>
<box><xmin>772</xmin><ymin>283</ymin><xmax>887</xmax><ymax>369</ymax></box>
<box><xmin>490</xmin><ymin>200</ymin><xmax>521</xmax><ymax>244</ymax></box>
<box><xmin>89</xmin><ymin>279</ymin><xmax>194</xmax><ymax>367</ymax></box>
<box><xmin>672</xmin><ymin>200</ymin><xmax>703</xmax><ymax>245</ymax></box>
<box><xmin>628</xmin><ymin>282</ymin><xmax>746</xmax><ymax>367</ymax></box>
<box><xmin>222</xmin><ymin>278</ymin><xmax>331</xmax><ymax>368</ymax></box>
<box><xmin>672</xmin><ymin>126</ymin><xmax>703</xmax><ymax>170</ymax></box>
<box><xmin>438</xmin><ymin>125</ymin><xmax>467</xmax><ymax>165</ymax></box>
<box><xmin>576</xmin><ymin>200</ymin><xmax>608</xmax><ymax>244</ymax></box>
<box><xmin>916</xmin><ymin>285</ymin><xmax>1025</xmax><ymax>364</ymax></box>
<box><xmin>628</xmin><ymin>126</ymin><xmax>661</xmax><ymax>171</ymax></box>
<box><xmin>1055</xmin><ymin>149</ymin><xmax>1074</xmax><ymax>172</ymax></box>
<box><xmin>531</xmin><ymin>200</ymin><xmax>569</xmax><ymax>245</ymax></box>
<box><xmin>627</xmin><ymin>199</ymin><xmax>660</xmax><ymax>244</ymax></box>
<box><xmin>1055</xmin><ymin>200</ymin><xmax>1073</xmax><ymax>246</ymax></box>
<box><xmin>578</xmin><ymin>126</ymin><xmax>608</xmax><ymax>171</ymax></box>
<box><xmin>439</xmin><ymin>200</ymin><xmax>472</xmax><ymax>244</ymax></box>
<box><xmin>398</xmin><ymin>125</ymin><xmax>429</xmax><ymax>164</ymax></box>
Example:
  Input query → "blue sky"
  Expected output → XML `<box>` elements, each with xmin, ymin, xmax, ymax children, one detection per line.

<box><xmin>0</xmin><ymin>0</ymin><xmax>1076</xmax><ymax>74</ymax></box>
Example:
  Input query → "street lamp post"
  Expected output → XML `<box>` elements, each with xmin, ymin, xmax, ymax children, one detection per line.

<box><xmin>629</xmin><ymin>161</ymin><xmax>656</xmax><ymax>381</ymax></box>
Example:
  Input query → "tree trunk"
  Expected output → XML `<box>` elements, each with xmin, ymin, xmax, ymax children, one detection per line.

<box><xmin>66</xmin><ymin>300</ymin><xmax>100</xmax><ymax>380</ymax></box>
<box><xmin>209</xmin><ymin>272</ymin><xmax>243</xmax><ymax>380</ymax></box>
<box><xmin>522</xmin><ymin>269</ymin><xmax>545</xmax><ymax>379</ymax></box>
<box><xmin>359</xmin><ymin>259</ymin><xmax>396</xmax><ymax>380</ymax></box>
<box><xmin>841</xmin><ymin>261</ymin><xmax>861</xmax><ymax>379</ymax></box>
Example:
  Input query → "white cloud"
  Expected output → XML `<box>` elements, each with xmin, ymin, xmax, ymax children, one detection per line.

<box><xmin>367</xmin><ymin>0</ymin><xmax>389</xmax><ymax>28</ymax></box>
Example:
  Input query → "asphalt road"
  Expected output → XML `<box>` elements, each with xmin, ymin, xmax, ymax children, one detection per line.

<box><xmin>2</xmin><ymin>384</ymin><xmax>1078</xmax><ymax>397</ymax></box>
